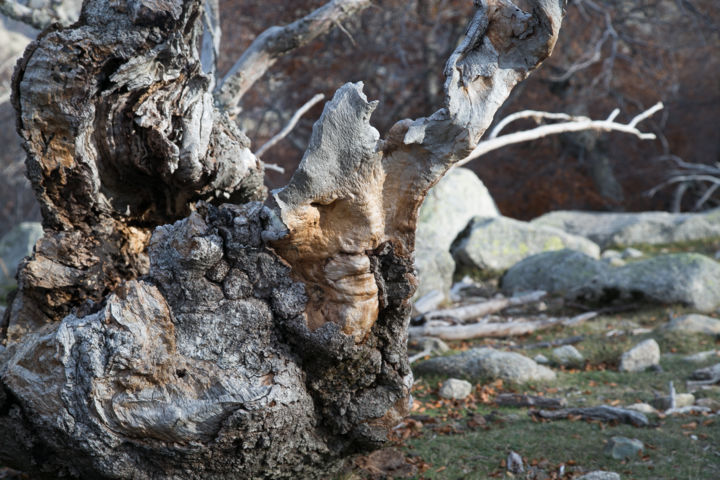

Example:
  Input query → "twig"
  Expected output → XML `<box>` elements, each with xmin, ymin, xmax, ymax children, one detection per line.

<box><xmin>214</xmin><ymin>0</ymin><xmax>370</xmax><ymax>112</ymax></box>
<box><xmin>456</xmin><ymin>103</ymin><xmax>663</xmax><ymax>168</ymax></box>
<box><xmin>263</xmin><ymin>163</ymin><xmax>286</xmax><ymax>174</ymax></box>
<box><xmin>333</xmin><ymin>19</ymin><xmax>356</xmax><ymax>46</ymax></box>
<box><xmin>422</xmin><ymin>291</ymin><xmax>547</xmax><ymax>324</ymax></box>
<box><xmin>255</xmin><ymin>93</ymin><xmax>325</xmax><ymax>158</ymax></box>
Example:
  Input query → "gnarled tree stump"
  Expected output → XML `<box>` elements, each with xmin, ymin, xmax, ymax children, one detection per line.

<box><xmin>0</xmin><ymin>0</ymin><xmax>564</xmax><ymax>478</ymax></box>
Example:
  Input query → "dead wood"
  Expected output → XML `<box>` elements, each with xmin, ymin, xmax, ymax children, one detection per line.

<box><xmin>408</xmin><ymin>311</ymin><xmax>597</xmax><ymax>341</ymax></box>
<box><xmin>494</xmin><ymin>393</ymin><xmax>567</xmax><ymax>409</ymax></box>
<box><xmin>530</xmin><ymin>406</ymin><xmax>650</xmax><ymax>427</ymax></box>
<box><xmin>511</xmin><ymin>335</ymin><xmax>585</xmax><ymax>350</ymax></box>
<box><xmin>422</xmin><ymin>290</ymin><xmax>547</xmax><ymax>324</ymax></box>
<box><xmin>0</xmin><ymin>0</ymin><xmax>566</xmax><ymax>478</ymax></box>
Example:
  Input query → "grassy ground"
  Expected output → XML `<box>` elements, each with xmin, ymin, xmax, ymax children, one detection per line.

<box><xmin>345</xmin><ymin>305</ymin><xmax>720</xmax><ymax>480</ymax></box>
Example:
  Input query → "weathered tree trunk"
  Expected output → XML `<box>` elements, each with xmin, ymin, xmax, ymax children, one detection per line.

<box><xmin>0</xmin><ymin>0</ymin><xmax>564</xmax><ymax>478</ymax></box>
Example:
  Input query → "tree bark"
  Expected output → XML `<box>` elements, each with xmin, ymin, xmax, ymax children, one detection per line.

<box><xmin>0</xmin><ymin>0</ymin><xmax>565</xmax><ymax>478</ymax></box>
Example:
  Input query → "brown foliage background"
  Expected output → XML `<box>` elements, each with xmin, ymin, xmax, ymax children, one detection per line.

<box><xmin>1</xmin><ymin>0</ymin><xmax>719</xmax><ymax>235</ymax></box>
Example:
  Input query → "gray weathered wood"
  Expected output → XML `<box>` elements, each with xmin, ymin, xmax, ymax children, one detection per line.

<box><xmin>0</xmin><ymin>0</ymin><xmax>566</xmax><ymax>478</ymax></box>
<box><xmin>422</xmin><ymin>290</ymin><xmax>547</xmax><ymax>324</ymax></box>
<box><xmin>531</xmin><ymin>405</ymin><xmax>650</xmax><ymax>427</ymax></box>
<box><xmin>495</xmin><ymin>393</ymin><xmax>567</xmax><ymax>409</ymax></box>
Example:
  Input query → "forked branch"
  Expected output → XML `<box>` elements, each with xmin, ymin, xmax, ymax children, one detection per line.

<box><xmin>455</xmin><ymin>102</ymin><xmax>663</xmax><ymax>168</ymax></box>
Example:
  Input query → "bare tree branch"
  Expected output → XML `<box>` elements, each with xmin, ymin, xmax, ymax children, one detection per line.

<box><xmin>214</xmin><ymin>0</ymin><xmax>370</xmax><ymax>113</ymax></box>
<box><xmin>455</xmin><ymin>102</ymin><xmax>663</xmax><ymax>168</ymax></box>
<box><xmin>255</xmin><ymin>93</ymin><xmax>325</xmax><ymax>159</ymax></box>
<box><xmin>200</xmin><ymin>0</ymin><xmax>221</xmax><ymax>87</ymax></box>
<box><xmin>648</xmin><ymin>154</ymin><xmax>720</xmax><ymax>210</ymax></box>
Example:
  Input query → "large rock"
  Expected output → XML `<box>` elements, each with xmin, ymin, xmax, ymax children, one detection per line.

<box><xmin>663</xmin><ymin>314</ymin><xmax>720</xmax><ymax>336</ymax></box>
<box><xmin>502</xmin><ymin>249</ymin><xmax>611</xmax><ymax>296</ymax></box>
<box><xmin>581</xmin><ymin>254</ymin><xmax>720</xmax><ymax>312</ymax></box>
<box><xmin>532</xmin><ymin>209</ymin><xmax>720</xmax><ymax>248</ymax></box>
<box><xmin>414</xmin><ymin>168</ymin><xmax>499</xmax><ymax>299</ymax></box>
<box><xmin>504</xmin><ymin>251</ymin><xmax>720</xmax><ymax>312</ymax></box>
<box><xmin>552</xmin><ymin>345</ymin><xmax>584</xmax><ymax>366</ymax></box>
<box><xmin>0</xmin><ymin>222</ymin><xmax>43</xmax><ymax>285</ymax></box>
<box><xmin>619</xmin><ymin>339</ymin><xmax>660</xmax><ymax>372</ymax></box>
<box><xmin>414</xmin><ymin>348</ymin><xmax>556</xmax><ymax>384</ymax></box>
<box><xmin>451</xmin><ymin>216</ymin><xmax>600</xmax><ymax>276</ymax></box>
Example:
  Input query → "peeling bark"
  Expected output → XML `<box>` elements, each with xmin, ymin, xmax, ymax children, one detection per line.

<box><xmin>0</xmin><ymin>0</ymin><xmax>565</xmax><ymax>478</ymax></box>
<box><xmin>4</xmin><ymin>0</ymin><xmax>265</xmax><ymax>341</ymax></box>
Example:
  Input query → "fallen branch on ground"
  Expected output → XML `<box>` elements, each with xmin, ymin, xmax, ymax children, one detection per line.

<box><xmin>686</xmin><ymin>363</ymin><xmax>720</xmax><ymax>390</ymax></box>
<box><xmin>422</xmin><ymin>291</ymin><xmax>547</xmax><ymax>324</ymax></box>
<box><xmin>408</xmin><ymin>311</ymin><xmax>598</xmax><ymax>341</ymax></box>
<box><xmin>530</xmin><ymin>406</ymin><xmax>649</xmax><ymax>427</ymax></box>
<box><xmin>494</xmin><ymin>393</ymin><xmax>567</xmax><ymax>409</ymax></box>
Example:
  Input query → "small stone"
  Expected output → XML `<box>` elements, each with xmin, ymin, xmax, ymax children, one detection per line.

<box><xmin>576</xmin><ymin>472</ymin><xmax>621</xmax><ymax>480</ymax></box>
<box><xmin>625</xmin><ymin>403</ymin><xmax>657</xmax><ymax>415</ymax></box>
<box><xmin>534</xmin><ymin>354</ymin><xmax>549</xmax><ymax>364</ymax></box>
<box><xmin>552</xmin><ymin>345</ymin><xmax>584</xmax><ymax>365</ymax></box>
<box><xmin>506</xmin><ymin>451</ymin><xmax>524</xmax><ymax>474</ymax></box>
<box><xmin>601</xmin><ymin>249</ymin><xmax>622</xmax><ymax>260</ymax></box>
<box><xmin>438</xmin><ymin>378</ymin><xmax>473</xmax><ymax>400</ymax></box>
<box><xmin>621</xmin><ymin>248</ymin><xmax>644</xmax><ymax>259</ymax></box>
<box><xmin>619</xmin><ymin>339</ymin><xmax>660</xmax><ymax>372</ymax></box>
<box><xmin>695</xmin><ymin>398</ymin><xmax>720</xmax><ymax>411</ymax></box>
<box><xmin>604</xmin><ymin>436</ymin><xmax>644</xmax><ymax>460</ymax></box>
<box><xmin>664</xmin><ymin>314</ymin><xmax>720</xmax><ymax>335</ymax></box>
<box><xmin>419</xmin><ymin>337</ymin><xmax>450</xmax><ymax>355</ymax></box>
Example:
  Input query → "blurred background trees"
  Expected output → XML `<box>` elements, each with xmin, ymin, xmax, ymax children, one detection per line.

<box><xmin>1</xmin><ymin>0</ymin><xmax>719</xmax><ymax>236</ymax></box>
